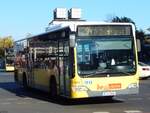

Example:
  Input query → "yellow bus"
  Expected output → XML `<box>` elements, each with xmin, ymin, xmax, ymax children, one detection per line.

<box><xmin>14</xmin><ymin>21</ymin><xmax>139</xmax><ymax>99</ymax></box>
<box><xmin>5</xmin><ymin>48</ymin><xmax>15</xmax><ymax>71</ymax></box>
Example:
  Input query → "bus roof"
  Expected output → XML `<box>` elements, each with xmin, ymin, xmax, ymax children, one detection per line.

<box><xmin>46</xmin><ymin>20</ymin><xmax>134</xmax><ymax>32</ymax></box>
<box><xmin>15</xmin><ymin>20</ymin><xmax>135</xmax><ymax>42</ymax></box>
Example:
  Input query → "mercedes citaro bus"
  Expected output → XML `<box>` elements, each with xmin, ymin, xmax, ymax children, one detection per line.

<box><xmin>14</xmin><ymin>20</ymin><xmax>139</xmax><ymax>99</ymax></box>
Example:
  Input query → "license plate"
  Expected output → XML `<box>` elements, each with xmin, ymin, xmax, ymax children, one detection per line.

<box><xmin>102</xmin><ymin>91</ymin><xmax>116</xmax><ymax>96</ymax></box>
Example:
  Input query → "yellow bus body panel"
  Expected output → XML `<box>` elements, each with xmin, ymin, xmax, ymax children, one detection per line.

<box><xmin>33</xmin><ymin>69</ymin><xmax>50</xmax><ymax>87</ymax></box>
<box><xmin>71</xmin><ymin>74</ymin><xmax>139</xmax><ymax>98</ymax></box>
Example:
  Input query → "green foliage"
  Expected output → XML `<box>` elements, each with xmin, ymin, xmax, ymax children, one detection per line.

<box><xmin>110</xmin><ymin>16</ymin><xmax>145</xmax><ymax>40</ymax></box>
<box><xmin>111</xmin><ymin>16</ymin><xmax>135</xmax><ymax>25</ymax></box>
<box><xmin>136</xmin><ymin>30</ymin><xmax>145</xmax><ymax>40</ymax></box>
<box><xmin>0</xmin><ymin>36</ymin><xmax>14</xmax><ymax>48</ymax></box>
<box><xmin>0</xmin><ymin>48</ymin><xmax>4</xmax><ymax>58</ymax></box>
<box><xmin>0</xmin><ymin>36</ymin><xmax>14</xmax><ymax>58</ymax></box>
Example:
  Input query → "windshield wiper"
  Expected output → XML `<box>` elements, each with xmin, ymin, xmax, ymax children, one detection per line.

<box><xmin>83</xmin><ymin>69</ymin><xmax>112</xmax><ymax>77</ymax></box>
<box><xmin>116</xmin><ymin>71</ymin><xmax>131</xmax><ymax>76</ymax></box>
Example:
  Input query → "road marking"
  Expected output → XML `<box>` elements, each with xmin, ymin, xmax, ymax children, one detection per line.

<box><xmin>124</xmin><ymin>110</ymin><xmax>142</xmax><ymax>113</ymax></box>
<box><xmin>16</xmin><ymin>102</ymin><xmax>27</xmax><ymax>105</ymax></box>
<box><xmin>93</xmin><ymin>111</ymin><xmax>110</xmax><ymax>113</ymax></box>
<box><xmin>1</xmin><ymin>102</ymin><xmax>11</xmax><ymax>105</ymax></box>
<box><xmin>5</xmin><ymin>98</ymin><xmax>18</xmax><ymax>101</ymax></box>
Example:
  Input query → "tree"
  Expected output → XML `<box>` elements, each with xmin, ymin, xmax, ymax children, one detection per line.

<box><xmin>136</xmin><ymin>29</ymin><xmax>145</xmax><ymax>40</ymax></box>
<box><xmin>147</xmin><ymin>28</ymin><xmax>150</xmax><ymax>32</ymax></box>
<box><xmin>0</xmin><ymin>36</ymin><xmax>14</xmax><ymax>58</ymax></box>
<box><xmin>0</xmin><ymin>36</ymin><xmax>14</xmax><ymax>48</ymax></box>
<box><xmin>109</xmin><ymin>16</ymin><xmax>147</xmax><ymax>61</ymax></box>
<box><xmin>111</xmin><ymin>16</ymin><xmax>135</xmax><ymax>25</ymax></box>
<box><xmin>109</xmin><ymin>16</ymin><xmax>145</xmax><ymax>40</ymax></box>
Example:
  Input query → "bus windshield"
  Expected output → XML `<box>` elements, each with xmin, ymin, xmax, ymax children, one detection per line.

<box><xmin>76</xmin><ymin>37</ymin><xmax>136</xmax><ymax>77</ymax></box>
<box><xmin>5</xmin><ymin>48</ymin><xmax>15</xmax><ymax>66</ymax></box>
<box><xmin>6</xmin><ymin>55</ymin><xmax>14</xmax><ymax>65</ymax></box>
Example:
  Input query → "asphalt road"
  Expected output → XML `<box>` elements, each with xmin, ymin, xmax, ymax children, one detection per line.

<box><xmin>0</xmin><ymin>72</ymin><xmax>150</xmax><ymax>113</ymax></box>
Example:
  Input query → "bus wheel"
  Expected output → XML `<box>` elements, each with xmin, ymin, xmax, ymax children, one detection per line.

<box><xmin>23</xmin><ymin>74</ymin><xmax>28</xmax><ymax>90</ymax></box>
<box><xmin>104</xmin><ymin>96</ymin><xmax>114</xmax><ymax>101</ymax></box>
<box><xmin>14</xmin><ymin>70</ymin><xmax>18</xmax><ymax>82</ymax></box>
<box><xmin>50</xmin><ymin>78</ymin><xmax>57</xmax><ymax>98</ymax></box>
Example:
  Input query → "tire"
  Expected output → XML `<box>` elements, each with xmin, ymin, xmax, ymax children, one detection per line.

<box><xmin>14</xmin><ymin>70</ymin><xmax>18</xmax><ymax>82</ymax></box>
<box><xmin>50</xmin><ymin>78</ymin><xmax>57</xmax><ymax>98</ymax></box>
<box><xmin>103</xmin><ymin>96</ymin><xmax>114</xmax><ymax>100</ymax></box>
<box><xmin>22</xmin><ymin>74</ymin><xmax>28</xmax><ymax>89</ymax></box>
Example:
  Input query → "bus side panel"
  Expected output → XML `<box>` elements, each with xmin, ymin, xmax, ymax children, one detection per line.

<box><xmin>33</xmin><ymin>69</ymin><xmax>50</xmax><ymax>92</ymax></box>
<box><xmin>15</xmin><ymin>68</ymin><xmax>24</xmax><ymax>85</ymax></box>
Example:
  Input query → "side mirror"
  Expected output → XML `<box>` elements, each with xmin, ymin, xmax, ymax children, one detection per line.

<box><xmin>136</xmin><ymin>39</ymin><xmax>141</xmax><ymax>52</ymax></box>
<box><xmin>69</xmin><ymin>33</ymin><xmax>75</xmax><ymax>47</ymax></box>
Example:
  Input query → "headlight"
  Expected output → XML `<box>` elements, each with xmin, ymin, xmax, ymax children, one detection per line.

<box><xmin>72</xmin><ymin>86</ymin><xmax>88</xmax><ymax>92</ymax></box>
<box><xmin>128</xmin><ymin>83</ymin><xmax>138</xmax><ymax>88</ymax></box>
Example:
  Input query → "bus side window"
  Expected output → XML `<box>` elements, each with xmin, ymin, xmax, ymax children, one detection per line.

<box><xmin>48</xmin><ymin>59</ymin><xmax>55</xmax><ymax>69</ymax></box>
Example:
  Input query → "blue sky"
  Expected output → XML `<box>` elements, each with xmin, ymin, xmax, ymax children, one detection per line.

<box><xmin>0</xmin><ymin>0</ymin><xmax>150</xmax><ymax>40</ymax></box>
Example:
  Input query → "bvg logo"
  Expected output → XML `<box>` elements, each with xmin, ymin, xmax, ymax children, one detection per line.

<box><xmin>97</xmin><ymin>83</ymin><xmax>121</xmax><ymax>90</ymax></box>
<box><xmin>97</xmin><ymin>84</ymin><xmax>109</xmax><ymax>90</ymax></box>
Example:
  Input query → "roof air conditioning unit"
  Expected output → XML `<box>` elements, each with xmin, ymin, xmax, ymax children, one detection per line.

<box><xmin>54</xmin><ymin>8</ymin><xmax>67</xmax><ymax>20</ymax></box>
<box><xmin>68</xmin><ymin>8</ymin><xmax>81</xmax><ymax>19</ymax></box>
